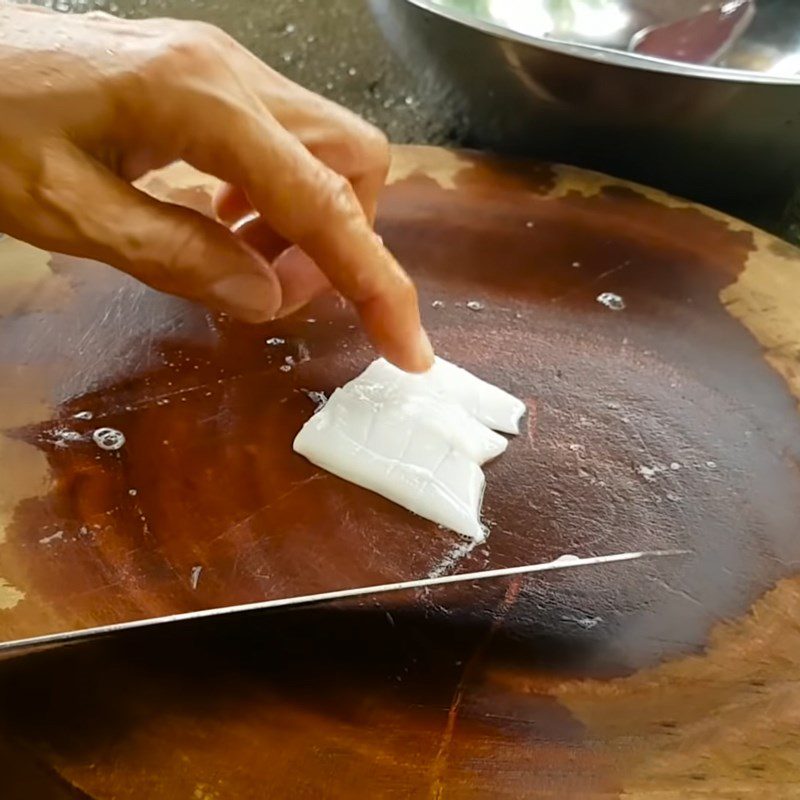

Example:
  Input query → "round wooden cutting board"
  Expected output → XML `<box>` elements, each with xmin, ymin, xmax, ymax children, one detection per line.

<box><xmin>1</xmin><ymin>146</ymin><xmax>800</xmax><ymax>798</ymax></box>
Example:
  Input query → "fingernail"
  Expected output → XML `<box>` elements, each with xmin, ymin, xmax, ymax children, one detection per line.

<box><xmin>273</xmin><ymin>245</ymin><xmax>316</xmax><ymax>274</ymax></box>
<box><xmin>209</xmin><ymin>274</ymin><xmax>279</xmax><ymax>323</ymax></box>
<box><xmin>416</xmin><ymin>327</ymin><xmax>435</xmax><ymax>372</ymax></box>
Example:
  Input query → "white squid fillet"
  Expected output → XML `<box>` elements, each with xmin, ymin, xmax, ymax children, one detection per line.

<box><xmin>293</xmin><ymin>357</ymin><xmax>525</xmax><ymax>541</ymax></box>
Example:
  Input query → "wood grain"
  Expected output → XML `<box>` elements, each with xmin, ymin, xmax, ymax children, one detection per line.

<box><xmin>1</xmin><ymin>146</ymin><xmax>799</xmax><ymax>797</ymax></box>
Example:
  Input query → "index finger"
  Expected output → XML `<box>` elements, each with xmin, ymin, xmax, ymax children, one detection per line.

<box><xmin>186</xmin><ymin>105</ymin><xmax>433</xmax><ymax>373</ymax></box>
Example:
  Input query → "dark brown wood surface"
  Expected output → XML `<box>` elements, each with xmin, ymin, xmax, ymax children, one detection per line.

<box><xmin>1</xmin><ymin>146</ymin><xmax>799</xmax><ymax>798</ymax></box>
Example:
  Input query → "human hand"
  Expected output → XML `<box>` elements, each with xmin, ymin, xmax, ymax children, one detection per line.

<box><xmin>0</xmin><ymin>5</ymin><xmax>433</xmax><ymax>371</ymax></box>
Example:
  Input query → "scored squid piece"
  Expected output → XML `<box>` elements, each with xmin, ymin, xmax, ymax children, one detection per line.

<box><xmin>293</xmin><ymin>357</ymin><xmax>526</xmax><ymax>541</ymax></box>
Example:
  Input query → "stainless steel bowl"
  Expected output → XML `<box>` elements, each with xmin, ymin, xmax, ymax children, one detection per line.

<box><xmin>370</xmin><ymin>0</ymin><xmax>800</xmax><ymax>210</ymax></box>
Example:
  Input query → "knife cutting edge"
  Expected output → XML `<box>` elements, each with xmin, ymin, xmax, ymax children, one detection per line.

<box><xmin>0</xmin><ymin>548</ymin><xmax>689</xmax><ymax>654</ymax></box>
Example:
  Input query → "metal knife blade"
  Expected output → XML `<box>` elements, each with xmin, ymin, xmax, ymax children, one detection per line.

<box><xmin>0</xmin><ymin>548</ymin><xmax>688</xmax><ymax>654</ymax></box>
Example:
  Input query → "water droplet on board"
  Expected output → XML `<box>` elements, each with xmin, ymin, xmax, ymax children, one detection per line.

<box><xmin>92</xmin><ymin>427</ymin><xmax>125</xmax><ymax>451</ymax></box>
<box><xmin>74</xmin><ymin>410</ymin><xmax>93</xmax><ymax>420</ymax></box>
<box><xmin>466</xmin><ymin>300</ymin><xmax>484</xmax><ymax>311</ymax></box>
<box><xmin>266</xmin><ymin>337</ymin><xmax>285</xmax><ymax>346</ymax></box>
<box><xmin>597</xmin><ymin>292</ymin><xmax>626</xmax><ymax>311</ymax></box>
<box><xmin>553</xmin><ymin>554</ymin><xmax>581</xmax><ymax>565</ymax></box>
<box><xmin>431</xmin><ymin>300</ymin><xmax>445</xmax><ymax>309</ymax></box>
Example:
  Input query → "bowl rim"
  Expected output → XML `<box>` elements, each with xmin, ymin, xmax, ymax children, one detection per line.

<box><xmin>401</xmin><ymin>0</ymin><xmax>800</xmax><ymax>85</ymax></box>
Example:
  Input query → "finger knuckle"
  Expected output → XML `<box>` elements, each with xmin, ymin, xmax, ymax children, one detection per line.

<box><xmin>394</xmin><ymin>270</ymin><xmax>418</xmax><ymax>306</ymax></box>
<box><xmin>83</xmin><ymin>10</ymin><xmax>115</xmax><ymax>21</ymax></box>
<box><xmin>292</xmin><ymin>170</ymin><xmax>362</xmax><ymax>250</ymax></box>
<box><xmin>126</xmin><ymin>216</ymin><xmax>198</xmax><ymax>294</ymax></box>
<box><xmin>321</xmin><ymin>172</ymin><xmax>360</xmax><ymax>220</ymax></box>
<box><xmin>186</xmin><ymin>20</ymin><xmax>234</xmax><ymax>48</ymax></box>
<box><xmin>159</xmin><ymin>218</ymin><xmax>201</xmax><ymax>281</ymax></box>
<box><xmin>358</xmin><ymin>124</ymin><xmax>390</xmax><ymax>173</ymax></box>
<box><xmin>331</xmin><ymin>115</ymin><xmax>389</xmax><ymax>179</ymax></box>
<box><xmin>151</xmin><ymin>21</ymin><xmax>231</xmax><ymax>76</ymax></box>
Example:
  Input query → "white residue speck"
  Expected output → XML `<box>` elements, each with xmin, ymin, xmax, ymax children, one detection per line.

<box><xmin>73</xmin><ymin>410</ymin><xmax>93</xmax><ymax>420</ymax></box>
<box><xmin>128</xmin><ymin>488</ymin><xmax>138</xmax><ymax>496</ymax></box>
<box><xmin>596</xmin><ymin>292</ymin><xmax>626</xmax><ymax>311</ymax></box>
<box><xmin>39</xmin><ymin>531</ymin><xmax>64</xmax><ymax>545</ymax></box>
<box><xmin>466</xmin><ymin>300</ymin><xmax>484</xmax><ymax>311</ymax></box>
<box><xmin>670</xmin><ymin>462</ymin><xmax>682</xmax><ymax>471</ymax></box>
<box><xmin>301</xmin><ymin>389</ymin><xmax>328</xmax><ymax>411</ymax></box>
<box><xmin>525</xmin><ymin>221</ymin><xmax>534</xmax><ymax>228</ymax></box>
<box><xmin>296</xmin><ymin>342</ymin><xmax>311</xmax><ymax>364</ymax></box>
<box><xmin>563</xmin><ymin>614</ymin><xmax>603</xmax><ymax>629</ymax></box>
<box><xmin>190</xmin><ymin>565</ymin><xmax>203</xmax><ymax>590</ymax></box>
<box><xmin>706</xmin><ymin>460</ymin><xmax>717</xmax><ymax>469</ymax></box>
<box><xmin>427</xmin><ymin>539</ymin><xmax>478</xmax><ymax>579</ymax></box>
<box><xmin>266</xmin><ymin>337</ymin><xmax>285</xmax><ymax>346</ymax></box>
<box><xmin>636</xmin><ymin>464</ymin><xmax>667</xmax><ymax>482</ymax></box>
<box><xmin>572</xmin><ymin>261</ymin><xmax>581</xmax><ymax>268</ymax></box>
<box><xmin>279</xmin><ymin>364</ymin><xmax>292</xmax><ymax>373</ymax></box>
<box><xmin>52</xmin><ymin>428</ymin><xmax>83</xmax><ymax>447</ymax></box>
<box><xmin>431</xmin><ymin>300</ymin><xmax>445</xmax><ymax>309</ymax></box>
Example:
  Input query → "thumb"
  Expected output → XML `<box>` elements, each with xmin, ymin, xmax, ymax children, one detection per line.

<box><xmin>9</xmin><ymin>144</ymin><xmax>282</xmax><ymax>322</ymax></box>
